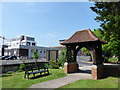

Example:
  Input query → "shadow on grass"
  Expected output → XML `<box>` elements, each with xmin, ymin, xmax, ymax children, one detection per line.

<box><xmin>1</xmin><ymin>74</ymin><xmax>13</xmax><ymax>77</ymax></box>
<box><xmin>29</xmin><ymin>73</ymin><xmax>51</xmax><ymax>79</ymax></box>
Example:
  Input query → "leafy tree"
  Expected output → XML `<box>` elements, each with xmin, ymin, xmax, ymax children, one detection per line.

<box><xmin>81</xmin><ymin>47</ymin><xmax>90</xmax><ymax>56</ymax></box>
<box><xmin>90</xmin><ymin>2</ymin><xmax>120</xmax><ymax>61</ymax></box>
<box><xmin>57</xmin><ymin>50</ymin><xmax>66</xmax><ymax>67</ymax></box>
<box><xmin>93</xmin><ymin>29</ymin><xmax>111</xmax><ymax>57</ymax></box>
<box><xmin>93</xmin><ymin>29</ymin><xmax>105</xmax><ymax>40</ymax></box>
<box><xmin>32</xmin><ymin>50</ymin><xmax>39</xmax><ymax>63</ymax></box>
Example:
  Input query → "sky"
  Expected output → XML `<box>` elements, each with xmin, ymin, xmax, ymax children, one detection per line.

<box><xmin>0</xmin><ymin>2</ymin><xmax>101</xmax><ymax>47</ymax></box>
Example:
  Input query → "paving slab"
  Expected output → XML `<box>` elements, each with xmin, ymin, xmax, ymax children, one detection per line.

<box><xmin>29</xmin><ymin>72</ymin><xmax>92</xmax><ymax>89</ymax></box>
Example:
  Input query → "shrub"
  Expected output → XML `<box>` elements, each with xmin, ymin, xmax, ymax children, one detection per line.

<box><xmin>17</xmin><ymin>70</ymin><xmax>23</xmax><ymax>72</ymax></box>
<box><xmin>103</xmin><ymin>57</ymin><xmax>118</xmax><ymax>63</ymax></box>
<box><xmin>103</xmin><ymin>57</ymin><xmax>109</xmax><ymax>63</ymax></box>
<box><xmin>108</xmin><ymin>57</ymin><xmax>118</xmax><ymax>63</ymax></box>
<box><xmin>57</xmin><ymin>50</ymin><xmax>66</xmax><ymax>68</ymax></box>
<box><xmin>49</xmin><ymin>60</ymin><xmax>59</xmax><ymax>69</ymax></box>
<box><xmin>19</xmin><ymin>64</ymin><xmax>25</xmax><ymax>71</ymax></box>
<box><xmin>32</xmin><ymin>50</ymin><xmax>39</xmax><ymax>59</ymax></box>
<box><xmin>49</xmin><ymin>50</ymin><xmax>66</xmax><ymax>69</ymax></box>
<box><xmin>32</xmin><ymin>50</ymin><xmax>40</xmax><ymax>63</ymax></box>
<box><xmin>6</xmin><ymin>71</ymin><xmax>14</xmax><ymax>74</ymax></box>
<box><xmin>22</xmin><ymin>59</ymin><xmax>26</xmax><ymax>63</ymax></box>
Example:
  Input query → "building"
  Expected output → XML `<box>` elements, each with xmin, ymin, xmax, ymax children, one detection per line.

<box><xmin>0</xmin><ymin>35</ymin><xmax>68</xmax><ymax>61</ymax></box>
<box><xmin>46</xmin><ymin>40</ymin><xmax>66</xmax><ymax>61</ymax></box>
<box><xmin>3</xmin><ymin>35</ymin><xmax>48</xmax><ymax>59</ymax></box>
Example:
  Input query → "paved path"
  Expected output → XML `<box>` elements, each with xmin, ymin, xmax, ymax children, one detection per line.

<box><xmin>29</xmin><ymin>72</ymin><xmax>92</xmax><ymax>89</ymax></box>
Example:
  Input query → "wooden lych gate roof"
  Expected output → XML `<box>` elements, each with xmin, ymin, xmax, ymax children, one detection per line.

<box><xmin>61</xmin><ymin>29</ymin><xmax>107</xmax><ymax>45</ymax></box>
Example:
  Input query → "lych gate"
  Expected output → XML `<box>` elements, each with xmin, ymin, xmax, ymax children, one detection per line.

<box><xmin>61</xmin><ymin>29</ymin><xmax>107</xmax><ymax>79</ymax></box>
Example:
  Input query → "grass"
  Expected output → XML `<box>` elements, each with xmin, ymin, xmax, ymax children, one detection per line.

<box><xmin>108</xmin><ymin>57</ymin><xmax>118</xmax><ymax>63</ymax></box>
<box><xmin>0</xmin><ymin>77</ymin><xmax>2</xmax><ymax>90</ymax></box>
<box><xmin>79</xmin><ymin>57</ymin><xmax>84</xmax><ymax>60</ymax></box>
<box><xmin>58</xmin><ymin>77</ymin><xmax>119</xmax><ymax>89</ymax></box>
<box><xmin>1</xmin><ymin>69</ymin><xmax>67</xmax><ymax>89</ymax></box>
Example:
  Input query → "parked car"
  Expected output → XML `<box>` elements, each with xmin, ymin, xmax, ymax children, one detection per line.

<box><xmin>0</xmin><ymin>56</ymin><xmax>2</xmax><ymax>60</ymax></box>
<box><xmin>5</xmin><ymin>56</ymin><xmax>17</xmax><ymax>60</ymax></box>
<box><xmin>0</xmin><ymin>56</ymin><xmax>9</xmax><ymax>60</ymax></box>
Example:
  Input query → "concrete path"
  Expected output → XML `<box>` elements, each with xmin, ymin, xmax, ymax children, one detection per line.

<box><xmin>29</xmin><ymin>72</ymin><xmax>92</xmax><ymax>89</ymax></box>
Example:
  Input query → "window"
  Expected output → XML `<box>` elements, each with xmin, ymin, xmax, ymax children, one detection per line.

<box><xmin>26</xmin><ymin>42</ymin><xmax>30</xmax><ymax>46</ymax></box>
<box><xmin>32</xmin><ymin>43</ymin><xmax>35</xmax><ymax>46</ymax></box>
<box><xmin>26</xmin><ymin>37</ymin><xmax>35</xmax><ymax>41</ymax></box>
<box><xmin>36</xmin><ymin>49</ymin><xmax>38</xmax><ymax>52</ymax></box>
<box><xmin>40</xmin><ymin>51</ymin><xmax>42</xmax><ymax>53</ymax></box>
<box><xmin>44</xmin><ymin>51</ymin><xmax>46</xmax><ymax>53</ymax></box>
<box><xmin>22</xmin><ymin>42</ymin><xmax>25</xmax><ymax>45</ymax></box>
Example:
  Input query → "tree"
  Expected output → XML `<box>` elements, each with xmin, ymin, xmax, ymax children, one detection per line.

<box><xmin>93</xmin><ymin>29</ymin><xmax>105</xmax><ymax>40</ymax></box>
<box><xmin>57</xmin><ymin>50</ymin><xmax>66</xmax><ymax>67</ymax></box>
<box><xmin>81</xmin><ymin>47</ymin><xmax>90</xmax><ymax>56</ymax></box>
<box><xmin>90</xmin><ymin>2</ymin><xmax>120</xmax><ymax>61</ymax></box>
<box><xmin>32</xmin><ymin>50</ymin><xmax>39</xmax><ymax>63</ymax></box>
<box><xmin>82</xmin><ymin>29</ymin><xmax>104</xmax><ymax>56</ymax></box>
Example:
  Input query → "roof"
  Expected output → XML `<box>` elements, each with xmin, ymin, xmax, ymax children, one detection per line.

<box><xmin>61</xmin><ymin>29</ymin><xmax>107</xmax><ymax>45</ymax></box>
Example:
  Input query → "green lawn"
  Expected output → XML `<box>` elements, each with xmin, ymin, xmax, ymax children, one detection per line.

<box><xmin>1</xmin><ymin>69</ymin><xmax>67</xmax><ymax>89</ymax></box>
<box><xmin>58</xmin><ymin>77</ymin><xmax>119</xmax><ymax>89</ymax></box>
<box><xmin>108</xmin><ymin>57</ymin><xmax>118</xmax><ymax>63</ymax></box>
<box><xmin>2</xmin><ymin>69</ymin><xmax>119</xmax><ymax>89</ymax></box>
<box><xmin>0</xmin><ymin>77</ymin><xmax>2</xmax><ymax>90</ymax></box>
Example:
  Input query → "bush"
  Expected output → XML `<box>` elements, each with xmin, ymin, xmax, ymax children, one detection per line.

<box><xmin>103</xmin><ymin>57</ymin><xmax>118</xmax><ymax>63</ymax></box>
<box><xmin>49</xmin><ymin>50</ymin><xmax>66</xmax><ymax>69</ymax></box>
<box><xmin>49</xmin><ymin>60</ymin><xmax>59</xmax><ymax>69</ymax></box>
<box><xmin>57</xmin><ymin>50</ymin><xmax>66</xmax><ymax>68</ymax></box>
<box><xmin>32</xmin><ymin>50</ymin><xmax>39</xmax><ymax>60</ymax></box>
<box><xmin>17</xmin><ymin>70</ymin><xmax>23</xmax><ymax>72</ymax></box>
<box><xmin>108</xmin><ymin>57</ymin><xmax>118</xmax><ymax>63</ymax></box>
<box><xmin>6</xmin><ymin>71</ymin><xmax>14</xmax><ymax>74</ymax></box>
<box><xmin>19</xmin><ymin>64</ymin><xmax>25</xmax><ymax>71</ymax></box>
<box><xmin>103</xmin><ymin>57</ymin><xmax>109</xmax><ymax>63</ymax></box>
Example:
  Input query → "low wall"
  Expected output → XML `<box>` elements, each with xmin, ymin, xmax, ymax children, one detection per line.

<box><xmin>0</xmin><ymin>62</ymin><xmax>48</xmax><ymax>73</ymax></box>
<box><xmin>92</xmin><ymin>64</ymin><xmax>120</xmax><ymax>79</ymax></box>
<box><xmin>64</xmin><ymin>62</ymin><xmax>78</xmax><ymax>74</ymax></box>
<box><xmin>1</xmin><ymin>64</ymin><xmax>20</xmax><ymax>73</ymax></box>
<box><xmin>92</xmin><ymin>65</ymin><xmax>103</xmax><ymax>79</ymax></box>
<box><xmin>103</xmin><ymin>65</ymin><xmax>120</xmax><ymax>77</ymax></box>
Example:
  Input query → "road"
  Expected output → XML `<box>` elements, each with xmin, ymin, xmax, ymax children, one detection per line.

<box><xmin>77</xmin><ymin>56</ymin><xmax>92</xmax><ymax>70</ymax></box>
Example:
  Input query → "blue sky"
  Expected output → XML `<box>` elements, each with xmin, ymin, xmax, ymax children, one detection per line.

<box><xmin>1</xmin><ymin>2</ymin><xmax>100</xmax><ymax>47</ymax></box>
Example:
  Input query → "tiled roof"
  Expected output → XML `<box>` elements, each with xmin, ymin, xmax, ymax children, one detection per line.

<box><xmin>61</xmin><ymin>29</ymin><xmax>107</xmax><ymax>45</ymax></box>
